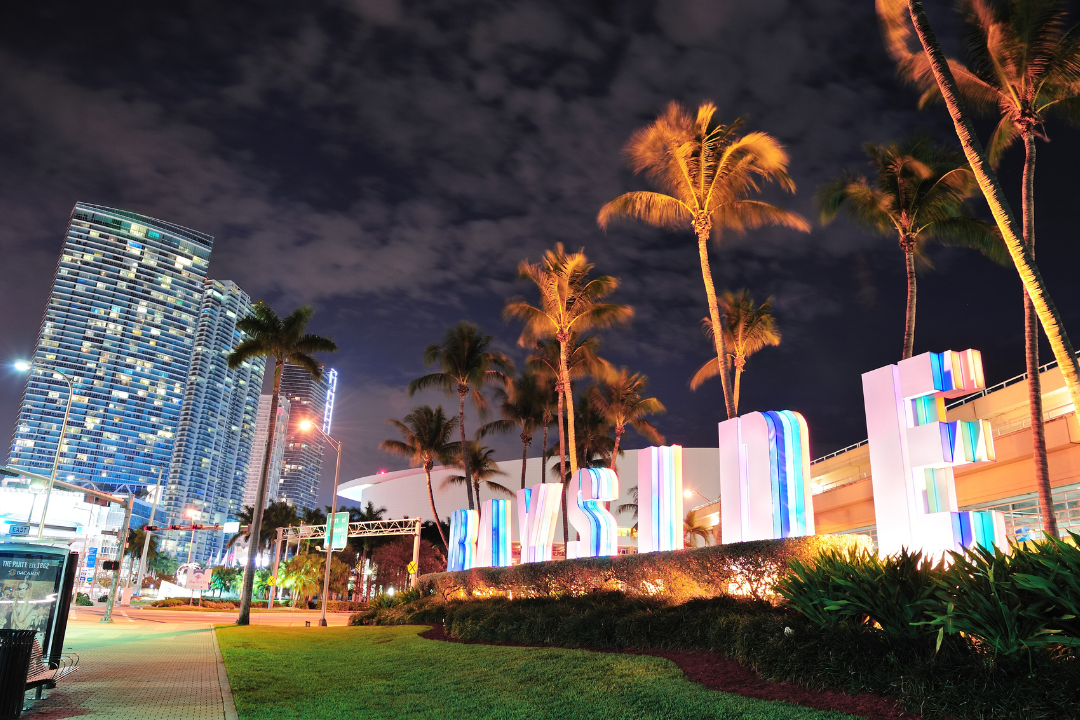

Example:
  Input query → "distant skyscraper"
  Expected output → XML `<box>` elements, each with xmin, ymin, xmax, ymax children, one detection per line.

<box><xmin>9</xmin><ymin>203</ymin><xmax>212</xmax><ymax>493</ymax></box>
<box><xmin>278</xmin><ymin>364</ymin><xmax>337</xmax><ymax>511</ymax></box>
<box><xmin>163</xmin><ymin>280</ymin><xmax>264</xmax><ymax>563</ymax></box>
<box><xmin>242</xmin><ymin>394</ymin><xmax>291</xmax><ymax>509</ymax></box>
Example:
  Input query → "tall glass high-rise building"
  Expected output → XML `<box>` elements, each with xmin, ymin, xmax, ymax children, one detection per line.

<box><xmin>278</xmin><ymin>364</ymin><xmax>337</xmax><ymax>511</ymax></box>
<box><xmin>163</xmin><ymin>280</ymin><xmax>264</xmax><ymax>563</ymax></box>
<box><xmin>242</xmin><ymin>393</ymin><xmax>291</xmax><ymax>509</ymax></box>
<box><xmin>9</xmin><ymin>203</ymin><xmax>212</xmax><ymax>493</ymax></box>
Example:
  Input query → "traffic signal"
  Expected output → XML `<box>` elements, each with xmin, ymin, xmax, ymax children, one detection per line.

<box><xmin>191</xmin><ymin>524</ymin><xmax>204</xmax><ymax>530</ymax></box>
<box><xmin>145</xmin><ymin>525</ymin><xmax>160</xmax><ymax>531</ymax></box>
<box><xmin>84</xmin><ymin>494</ymin><xmax>110</xmax><ymax>507</ymax></box>
<box><xmin>168</xmin><ymin>524</ymin><xmax>184</xmax><ymax>531</ymax></box>
<box><xmin>101</xmin><ymin>560</ymin><xmax>119</xmax><ymax>571</ymax></box>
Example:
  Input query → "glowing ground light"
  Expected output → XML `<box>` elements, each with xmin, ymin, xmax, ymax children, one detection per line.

<box><xmin>718</xmin><ymin>410</ymin><xmax>815</xmax><ymax>544</ymax></box>
<box><xmin>446</xmin><ymin>508</ymin><xmax>478</xmax><ymax>572</ymax></box>
<box><xmin>566</xmin><ymin>468</ymin><xmax>619</xmax><ymax>559</ymax></box>
<box><xmin>516</xmin><ymin>482</ymin><xmax>563</xmax><ymax>564</ymax></box>
<box><xmin>863</xmin><ymin>349</ymin><xmax>1006</xmax><ymax>559</ymax></box>
<box><xmin>637</xmin><ymin>446</ymin><xmax>684</xmax><ymax>553</ymax></box>
<box><xmin>475</xmin><ymin>498</ymin><xmax>511</xmax><ymax>568</ymax></box>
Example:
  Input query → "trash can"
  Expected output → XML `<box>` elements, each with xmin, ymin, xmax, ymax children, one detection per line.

<box><xmin>0</xmin><ymin>629</ymin><xmax>35</xmax><ymax>720</ymax></box>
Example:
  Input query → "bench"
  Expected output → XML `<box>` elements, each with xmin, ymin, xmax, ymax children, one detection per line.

<box><xmin>25</xmin><ymin>640</ymin><xmax>79</xmax><ymax>702</ymax></box>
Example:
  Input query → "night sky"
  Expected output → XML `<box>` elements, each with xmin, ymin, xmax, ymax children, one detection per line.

<box><xmin>3</xmin><ymin>0</ymin><xmax>1080</xmax><ymax>509</ymax></box>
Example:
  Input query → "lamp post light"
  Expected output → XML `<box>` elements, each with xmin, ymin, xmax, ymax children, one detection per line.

<box><xmin>683</xmin><ymin>488</ymin><xmax>713</xmax><ymax>506</ymax></box>
<box><xmin>15</xmin><ymin>360</ymin><xmax>75</xmax><ymax>540</ymax></box>
<box><xmin>299</xmin><ymin>418</ymin><xmax>342</xmax><ymax>628</ymax></box>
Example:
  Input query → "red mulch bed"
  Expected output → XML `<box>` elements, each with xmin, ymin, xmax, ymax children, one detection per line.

<box><xmin>420</xmin><ymin>623</ymin><xmax>932</xmax><ymax>720</ymax></box>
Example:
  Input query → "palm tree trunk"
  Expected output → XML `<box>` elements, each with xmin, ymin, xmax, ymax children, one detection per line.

<box><xmin>520</xmin><ymin>432</ymin><xmax>530</xmax><ymax>489</ymax></box>
<box><xmin>238</xmin><ymin>358</ymin><xmax>283</xmax><ymax>626</ymax></box>
<box><xmin>904</xmin><ymin>0</ymin><xmax>1080</xmax><ymax>417</ymax></box>
<box><xmin>541</xmin><ymin>411</ymin><xmax>550</xmax><ymax>484</ymax></box>
<box><xmin>903</xmin><ymin>242</ymin><xmax>917</xmax><ymax>360</ymax></box>
<box><xmin>424</xmin><ymin>463</ymin><xmax>448</xmax><ymax>550</ymax></box>
<box><xmin>610</xmin><ymin>426</ymin><xmax>623</xmax><ymax>472</ymax></box>
<box><xmin>732</xmin><ymin>358</ymin><xmax>746</xmax><ymax>415</ymax></box>
<box><xmin>558</xmin><ymin>334</ymin><xmax>579</xmax><ymax>477</ymax></box>
<box><xmin>458</xmin><ymin>385</ymin><xmax>475</xmax><ymax>510</ymax></box>
<box><xmin>696</xmin><ymin>227</ymin><xmax>737</xmax><ymax>419</ymax></box>
<box><xmin>555</xmin><ymin>379</ymin><xmax>568</xmax><ymax>542</ymax></box>
<box><xmin>1021</xmin><ymin>131</ymin><xmax>1056</xmax><ymax>537</ymax></box>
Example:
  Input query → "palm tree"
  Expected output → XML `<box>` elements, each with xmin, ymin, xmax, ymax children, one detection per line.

<box><xmin>568</xmin><ymin>394</ymin><xmax>616</xmax><ymax>474</ymax></box>
<box><xmin>226</xmin><ymin>303</ymin><xmax>338</xmax><ymax>626</ymax></box>
<box><xmin>881</xmin><ymin>0</ymin><xmax>1080</xmax><ymax>535</ymax></box>
<box><xmin>481</xmin><ymin>373</ymin><xmax>548</xmax><ymax>490</ymax></box>
<box><xmin>408</xmin><ymin>322</ymin><xmax>513</xmax><ymax>511</ymax></box>
<box><xmin>125</xmin><ymin>527</ymin><xmax>157</xmax><ymax>579</ymax></box>
<box><xmin>505</xmin><ymin>244</ymin><xmax>632</xmax><ymax>485</ymax></box>
<box><xmin>590</xmin><ymin>370</ymin><xmax>665</xmax><ymax>472</ymax></box>
<box><xmin>598</xmin><ymin>101</ymin><xmax>810</xmax><ymax>419</ymax></box>
<box><xmin>353</xmin><ymin>501</ymin><xmax>387</xmax><ymax>599</ymax></box>
<box><xmin>819</xmin><ymin>139</ymin><xmax>1005</xmax><ymax>359</ymax></box>
<box><xmin>527</xmin><ymin>336</ymin><xmax>610</xmax><ymax>487</ymax></box>
<box><xmin>877</xmin><ymin>0</ymin><xmax>1080</xmax><ymax>492</ymax></box>
<box><xmin>380</xmin><ymin>405</ymin><xmax>458</xmax><ymax>549</ymax></box>
<box><xmin>691</xmin><ymin>290</ymin><xmax>783</xmax><ymax>413</ymax></box>
<box><xmin>444</xmin><ymin>442</ymin><xmax>513</xmax><ymax>506</ymax></box>
<box><xmin>684</xmin><ymin>509</ymin><xmax>712</xmax><ymax>548</ymax></box>
<box><xmin>228</xmin><ymin>500</ymin><xmax>300</xmax><ymax>552</ymax></box>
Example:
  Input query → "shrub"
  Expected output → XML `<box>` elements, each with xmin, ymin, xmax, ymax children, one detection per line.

<box><xmin>419</xmin><ymin>534</ymin><xmax>868</xmax><ymax>604</ymax></box>
<box><xmin>324</xmin><ymin>600</ymin><xmax>368</xmax><ymax>612</ymax></box>
<box><xmin>96</xmin><ymin>594</ymin><xmax>109</xmax><ymax>603</ymax></box>
<box><xmin>152</xmin><ymin>597</ymin><xmax>188</xmax><ymax>607</ymax></box>
<box><xmin>776</xmin><ymin>547</ymin><xmax>944</xmax><ymax>641</ymax></box>
<box><xmin>74</xmin><ymin>592</ymin><xmax>92</xmax><ymax>606</ymax></box>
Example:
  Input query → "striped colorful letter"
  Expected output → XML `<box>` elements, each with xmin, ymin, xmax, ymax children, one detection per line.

<box><xmin>566</xmin><ymin>468</ymin><xmax>620</xmax><ymax>559</ymax></box>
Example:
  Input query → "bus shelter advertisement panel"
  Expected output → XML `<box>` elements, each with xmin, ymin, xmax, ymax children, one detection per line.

<box><xmin>0</xmin><ymin>548</ymin><xmax>66</xmax><ymax>651</ymax></box>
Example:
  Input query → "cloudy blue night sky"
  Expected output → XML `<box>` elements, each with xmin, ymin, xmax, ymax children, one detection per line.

<box><xmin>3</xmin><ymin>0</ymin><xmax>1080</xmax><ymax>509</ymax></box>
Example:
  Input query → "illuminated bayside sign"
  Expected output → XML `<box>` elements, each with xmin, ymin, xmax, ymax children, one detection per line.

<box><xmin>718</xmin><ymin>410</ymin><xmax>815</xmax><ymax>544</ymax></box>
<box><xmin>862</xmin><ymin>349</ymin><xmax>1006</xmax><ymax>558</ymax></box>
<box><xmin>566</xmin><ymin>468</ymin><xmax>619</xmax><ymax>560</ymax></box>
<box><xmin>446</xmin><ymin>508</ymin><xmax>478</xmax><ymax>572</ymax></box>
<box><xmin>475</xmin><ymin>498</ymin><xmax>512</xmax><ymax>568</ymax></box>
<box><xmin>637</xmin><ymin>445</ymin><xmax>684</xmax><ymax>553</ymax></box>
<box><xmin>517</xmin><ymin>482</ymin><xmax>563</xmax><ymax>564</ymax></box>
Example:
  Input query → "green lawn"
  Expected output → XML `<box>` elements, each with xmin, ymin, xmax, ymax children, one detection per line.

<box><xmin>216</xmin><ymin>624</ymin><xmax>864</xmax><ymax>720</ymax></box>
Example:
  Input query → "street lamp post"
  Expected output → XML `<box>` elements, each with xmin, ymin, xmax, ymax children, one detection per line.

<box><xmin>683</xmin><ymin>488</ymin><xmax>713</xmax><ymax>505</ymax></box>
<box><xmin>15</xmin><ymin>361</ymin><xmax>75</xmax><ymax>540</ymax></box>
<box><xmin>299</xmin><ymin>419</ymin><xmax>341</xmax><ymax>628</ymax></box>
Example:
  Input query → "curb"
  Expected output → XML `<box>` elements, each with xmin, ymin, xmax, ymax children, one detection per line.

<box><xmin>210</xmin><ymin>625</ymin><xmax>240</xmax><ymax>720</ymax></box>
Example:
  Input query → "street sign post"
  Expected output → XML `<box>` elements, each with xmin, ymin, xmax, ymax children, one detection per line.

<box><xmin>8</xmin><ymin>523</ymin><xmax>30</xmax><ymax>537</ymax></box>
<box><xmin>86</xmin><ymin>547</ymin><xmax>98</xmax><ymax>569</ymax></box>
<box><xmin>330</xmin><ymin>512</ymin><xmax>349</xmax><ymax>550</ymax></box>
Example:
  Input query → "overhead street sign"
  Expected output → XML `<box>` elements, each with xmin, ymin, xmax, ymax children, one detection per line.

<box><xmin>330</xmin><ymin>512</ymin><xmax>349</xmax><ymax>550</ymax></box>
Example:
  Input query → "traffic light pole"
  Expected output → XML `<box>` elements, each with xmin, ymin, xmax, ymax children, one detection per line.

<box><xmin>102</xmin><ymin>497</ymin><xmax>132</xmax><ymax>624</ymax></box>
<box><xmin>134</xmin><ymin>468</ymin><xmax>164</xmax><ymax>596</ymax></box>
<box><xmin>268</xmin><ymin>527</ymin><xmax>283</xmax><ymax>609</ymax></box>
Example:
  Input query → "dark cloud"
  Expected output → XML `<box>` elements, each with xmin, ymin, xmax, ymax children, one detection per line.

<box><xmin>2</xmin><ymin>0</ymin><xmax>1079</xmax><ymax>508</ymax></box>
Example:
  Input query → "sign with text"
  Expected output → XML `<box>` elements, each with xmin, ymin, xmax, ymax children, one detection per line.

<box><xmin>330</xmin><ymin>512</ymin><xmax>349</xmax><ymax>551</ymax></box>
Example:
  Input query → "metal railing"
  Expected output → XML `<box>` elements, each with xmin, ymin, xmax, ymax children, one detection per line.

<box><xmin>811</xmin><ymin>439</ymin><xmax>868</xmax><ymax>465</ymax></box>
<box><xmin>279</xmin><ymin>517</ymin><xmax>420</xmax><ymax>541</ymax></box>
<box><xmin>813</xmin><ymin>470</ymin><xmax>870</xmax><ymax>495</ymax></box>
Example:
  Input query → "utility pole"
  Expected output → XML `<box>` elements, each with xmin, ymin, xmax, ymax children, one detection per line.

<box><xmin>134</xmin><ymin>468</ymin><xmax>164</xmax><ymax>596</ymax></box>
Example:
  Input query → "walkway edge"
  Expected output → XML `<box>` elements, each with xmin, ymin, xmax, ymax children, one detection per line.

<box><xmin>211</xmin><ymin>625</ymin><xmax>240</xmax><ymax>720</ymax></box>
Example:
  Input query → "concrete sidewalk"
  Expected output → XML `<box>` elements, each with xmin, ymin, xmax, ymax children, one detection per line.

<box><xmin>23</xmin><ymin>618</ymin><xmax>237</xmax><ymax>720</ymax></box>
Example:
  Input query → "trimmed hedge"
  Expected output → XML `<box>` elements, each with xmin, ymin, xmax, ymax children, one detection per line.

<box><xmin>419</xmin><ymin>534</ymin><xmax>870</xmax><ymax>604</ymax></box>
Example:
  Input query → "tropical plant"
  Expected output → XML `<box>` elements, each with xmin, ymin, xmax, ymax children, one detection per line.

<box><xmin>777</xmin><ymin>548</ymin><xmax>944</xmax><ymax>641</ymax></box>
<box><xmin>876</xmin><ymin>0</ymin><xmax>1080</xmax><ymax>463</ymax></box>
<box><xmin>209</xmin><ymin>566</ymin><xmax>241</xmax><ymax>597</ymax></box>
<box><xmin>883</xmin><ymin>0</ymin><xmax>1080</xmax><ymax>537</ymax></box>
<box><xmin>352</xmin><ymin>501</ymin><xmax>388</xmax><ymax>599</ymax></box>
<box><xmin>527</xmin><ymin>336</ymin><xmax>610</xmax><ymax>486</ymax></box>
<box><xmin>444</xmin><ymin>442</ymin><xmax>513</xmax><ymax>506</ymax></box>
<box><xmin>564</xmin><ymin>394</ymin><xmax>616</xmax><ymax>477</ymax></box>
<box><xmin>371</xmin><ymin>537</ymin><xmax>445</xmax><ymax>593</ymax></box>
<box><xmin>380</xmin><ymin>405</ymin><xmax>458</xmax><ymax>549</ymax></box>
<box><xmin>819</xmin><ymin>139</ymin><xmax>1005</xmax><ymax>359</ymax></box>
<box><xmin>691</xmin><ymin>290</ymin><xmax>782</xmax><ymax>413</ymax></box>
<box><xmin>683</xmin><ymin>509</ymin><xmax>711</xmax><ymax>548</ymax></box>
<box><xmin>229</xmin><ymin>500</ymin><xmax>300</xmax><ymax>551</ymax></box>
<box><xmin>590</xmin><ymin>369</ymin><xmax>665</xmax><ymax>471</ymax></box>
<box><xmin>282</xmin><ymin>551</ymin><xmax>323</xmax><ymax>608</ymax></box>
<box><xmin>505</xmin><ymin>243</ymin><xmax>632</xmax><ymax>485</ymax></box>
<box><xmin>227</xmin><ymin>303</ymin><xmax>338</xmax><ymax>625</ymax></box>
<box><xmin>598</xmin><ymin>101</ymin><xmax>809</xmax><ymax>419</ymax></box>
<box><xmin>408</xmin><ymin>322</ymin><xmax>513</xmax><ymax>511</ymax></box>
<box><xmin>481</xmin><ymin>372</ymin><xmax>548</xmax><ymax>490</ymax></box>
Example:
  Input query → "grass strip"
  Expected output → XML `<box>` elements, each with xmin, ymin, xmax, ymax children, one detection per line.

<box><xmin>216</xmin><ymin>624</ymin><xmax>863</xmax><ymax>720</ymax></box>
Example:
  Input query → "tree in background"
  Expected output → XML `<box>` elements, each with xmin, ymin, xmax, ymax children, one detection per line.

<box><xmin>882</xmin><ymin>0</ymin><xmax>1080</xmax><ymax>537</ymax></box>
<box><xmin>506</xmin><ymin>244</ymin><xmax>631</xmax><ymax>486</ymax></box>
<box><xmin>227</xmin><ymin>303</ymin><xmax>338</xmax><ymax>626</ymax></box>
<box><xmin>684</xmin><ymin>510</ymin><xmax>712</xmax><ymax>548</ymax></box>
<box><xmin>481</xmin><ymin>372</ymin><xmax>548</xmax><ymax>490</ymax></box>
<box><xmin>876</xmin><ymin>0</ymin><xmax>1080</xmax><ymax>495</ymax></box>
<box><xmin>371</xmin><ymin>537</ymin><xmax>445</xmax><ymax>593</ymax></box>
<box><xmin>408</xmin><ymin>322</ymin><xmax>513</xmax><ymax>511</ymax></box>
<box><xmin>819</xmin><ymin>138</ymin><xmax>1004</xmax><ymax>359</ymax></box>
<box><xmin>567</xmin><ymin>394</ymin><xmax>616</xmax><ymax>475</ymax></box>
<box><xmin>349</xmin><ymin>501</ymin><xmax>387</xmax><ymax>600</ymax></box>
<box><xmin>691</xmin><ymin>290</ymin><xmax>782</xmax><ymax>414</ymax></box>
<box><xmin>229</xmin><ymin>501</ymin><xmax>300</xmax><ymax>556</ymax></box>
<box><xmin>380</xmin><ymin>405</ymin><xmax>458</xmax><ymax>549</ymax></box>
<box><xmin>590</xmin><ymin>369</ymin><xmax>665</xmax><ymax>472</ymax></box>
<box><xmin>599</xmin><ymin>101</ymin><xmax>809</xmax><ymax>419</ymax></box>
<box><xmin>444</xmin><ymin>442</ymin><xmax>514</xmax><ymax>507</ymax></box>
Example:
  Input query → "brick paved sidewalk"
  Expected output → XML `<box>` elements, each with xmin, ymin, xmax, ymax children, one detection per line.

<box><xmin>23</xmin><ymin>619</ymin><xmax>237</xmax><ymax>720</ymax></box>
